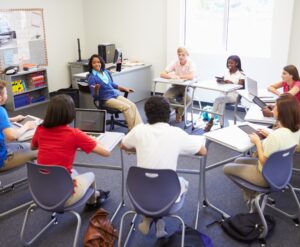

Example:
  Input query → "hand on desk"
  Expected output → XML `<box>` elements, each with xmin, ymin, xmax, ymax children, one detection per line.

<box><xmin>10</xmin><ymin>115</ymin><xmax>25</xmax><ymax>123</ymax></box>
<box><xmin>257</xmin><ymin>128</ymin><xmax>269</xmax><ymax>138</ymax></box>
<box><xmin>24</xmin><ymin>121</ymin><xmax>36</xmax><ymax>131</ymax></box>
<box><xmin>262</xmin><ymin>106</ymin><xmax>274</xmax><ymax>117</ymax></box>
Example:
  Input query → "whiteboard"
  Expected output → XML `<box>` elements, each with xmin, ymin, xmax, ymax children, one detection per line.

<box><xmin>0</xmin><ymin>8</ymin><xmax>48</xmax><ymax>70</ymax></box>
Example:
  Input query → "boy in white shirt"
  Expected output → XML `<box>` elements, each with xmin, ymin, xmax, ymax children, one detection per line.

<box><xmin>121</xmin><ymin>96</ymin><xmax>206</xmax><ymax>238</ymax></box>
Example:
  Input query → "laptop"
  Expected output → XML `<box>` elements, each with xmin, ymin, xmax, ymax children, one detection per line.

<box><xmin>247</xmin><ymin>77</ymin><xmax>274</xmax><ymax>98</ymax></box>
<box><xmin>12</xmin><ymin>115</ymin><xmax>43</xmax><ymax>142</ymax></box>
<box><xmin>238</xmin><ymin>124</ymin><xmax>265</xmax><ymax>139</ymax></box>
<box><xmin>74</xmin><ymin>109</ymin><xmax>106</xmax><ymax>141</ymax></box>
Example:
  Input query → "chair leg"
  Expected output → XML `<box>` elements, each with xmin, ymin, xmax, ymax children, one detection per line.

<box><xmin>0</xmin><ymin>200</ymin><xmax>33</xmax><ymax>218</ymax></box>
<box><xmin>0</xmin><ymin>177</ymin><xmax>27</xmax><ymax>193</ymax></box>
<box><xmin>20</xmin><ymin>204</ymin><xmax>57</xmax><ymax>246</ymax></box>
<box><xmin>266</xmin><ymin>184</ymin><xmax>300</xmax><ymax>225</ymax></box>
<box><xmin>20</xmin><ymin>205</ymin><xmax>82</xmax><ymax>247</ymax></box>
<box><xmin>254</xmin><ymin>194</ymin><xmax>269</xmax><ymax>240</ymax></box>
<box><xmin>118</xmin><ymin>210</ymin><xmax>137</xmax><ymax>247</ymax></box>
<box><xmin>169</xmin><ymin>215</ymin><xmax>185</xmax><ymax>247</ymax></box>
<box><xmin>69</xmin><ymin>211</ymin><xmax>82</xmax><ymax>247</ymax></box>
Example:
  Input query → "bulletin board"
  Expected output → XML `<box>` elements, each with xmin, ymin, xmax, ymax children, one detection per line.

<box><xmin>0</xmin><ymin>8</ymin><xmax>48</xmax><ymax>70</ymax></box>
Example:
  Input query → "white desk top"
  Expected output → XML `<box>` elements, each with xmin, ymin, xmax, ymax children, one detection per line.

<box><xmin>153</xmin><ymin>77</ymin><xmax>197</xmax><ymax>86</ymax></box>
<box><xmin>244</xmin><ymin>103</ymin><xmax>276</xmax><ymax>125</ymax></box>
<box><xmin>100</xmin><ymin>132</ymin><xmax>124</xmax><ymax>152</ymax></box>
<box><xmin>73</xmin><ymin>64</ymin><xmax>150</xmax><ymax>79</ymax></box>
<box><xmin>204</xmin><ymin>122</ymin><xmax>264</xmax><ymax>152</ymax></box>
<box><xmin>237</xmin><ymin>89</ymin><xmax>277</xmax><ymax>103</ymax></box>
<box><xmin>192</xmin><ymin>80</ymin><xmax>242</xmax><ymax>93</ymax></box>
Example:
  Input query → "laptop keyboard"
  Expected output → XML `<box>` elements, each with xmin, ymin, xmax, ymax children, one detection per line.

<box><xmin>86</xmin><ymin>133</ymin><xmax>104</xmax><ymax>140</ymax></box>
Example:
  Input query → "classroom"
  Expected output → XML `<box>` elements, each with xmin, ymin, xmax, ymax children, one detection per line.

<box><xmin>0</xmin><ymin>0</ymin><xmax>300</xmax><ymax>246</ymax></box>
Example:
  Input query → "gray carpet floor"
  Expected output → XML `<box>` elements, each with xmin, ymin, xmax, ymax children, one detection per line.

<box><xmin>1</xmin><ymin>98</ymin><xmax>300</xmax><ymax>247</ymax></box>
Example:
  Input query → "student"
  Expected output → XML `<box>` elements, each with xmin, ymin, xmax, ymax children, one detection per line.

<box><xmin>121</xmin><ymin>96</ymin><xmax>206</xmax><ymax>238</ymax></box>
<box><xmin>204</xmin><ymin>55</ymin><xmax>245</xmax><ymax>132</ymax></box>
<box><xmin>224</xmin><ymin>93</ymin><xmax>300</xmax><ymax>211</ymax></box>
<box><xmin>262</xmin><ymin>65</ymin><xmax>300</xmax><ymax>117</ymax></box>
<box><xmin>0</xmin><ymin>80</ymin><xmax>37</xmax><ymax>172</ymax></box>
<box><xmin>31</xmin><ymin>94</ymin><xmax>111</xmax><ymax>209</ymax></box>
<box><xmin>160</xmin><ymin>47</ymin><xmax>196</xmax><ymax>123</ymax></box>
<box><xmin>87</xmin><ymin>54</ymin><xmax>143</xmax><ymax>131</ymax></box>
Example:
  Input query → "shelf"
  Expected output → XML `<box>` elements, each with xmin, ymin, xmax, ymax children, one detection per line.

<box><xmin>14</xmin><ymin>99</ymin><xmax>49</xmax><ymax>111</ymax></box>
<box><xmin>13</xmin><ymin>85</ymin><xmax>48</xmax><ymax>96</ymax></box>
<box><xmin>10</xmin><ymin>67</ymin><xmax>46</xmax><ymax>77</ymax></box>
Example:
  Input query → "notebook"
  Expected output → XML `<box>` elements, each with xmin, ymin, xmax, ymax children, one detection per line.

<box><xmin>12</xmin><ymin>115</ymin><xmax>43</xmax><ymax>142</ymax></box>
<box><xmin>74</xmin><ymin>109</ymin><xmax>106</xmax><ymax>141</ymax></box>
<box><xmin>238</xmin><ymin>124</ymin><xmax>265</xmax><ymax>139</ymax></box>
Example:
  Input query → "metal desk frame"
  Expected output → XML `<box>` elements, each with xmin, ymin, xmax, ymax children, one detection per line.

<box><xmin>153</xmin><ymin>78</ymin><xmax>197</xmax><ymax>128</ymax></box>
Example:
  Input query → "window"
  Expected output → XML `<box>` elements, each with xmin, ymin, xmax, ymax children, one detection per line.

<box><xmin>184</xmin><ymin>0</ymin><xmax>273</xmax><ymax>57</ymax></box>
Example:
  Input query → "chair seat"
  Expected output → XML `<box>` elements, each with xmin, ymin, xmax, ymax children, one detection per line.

<box><xmin>102</xmin><ymin>106</ymin><xmax>122</xmax><ymax>114</ymax></box>
<box><xmin>228</xmin><ymin>175</ymin><xmax>271</xmax><ymax>193</ymax></box>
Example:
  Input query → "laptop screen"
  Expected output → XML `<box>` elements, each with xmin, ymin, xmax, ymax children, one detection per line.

<box><xmin>247</xmin><ymin>77</ymin><xmax>258</xmax><ymax>96</ymax></box>
<box><xmin>74</xmin><ymin>109</ymin><xmax>106</xmax><ymax>133</ymax></box>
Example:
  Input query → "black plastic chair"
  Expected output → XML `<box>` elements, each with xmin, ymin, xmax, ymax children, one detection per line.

<box><xmin>93</xmin><ymin>91</ymin><xmax>129</xmax><ymax>131</ymax></box>
<box><xmin>227</xmin><ymin>146</ymin><xmax>299</xmax><ymax>245</ymax></box>
<box><xmin>118</xmin><ymin>166</ymin><xmax>185</xmax><ymax>247</ymax></box>
<box><xmin>20</xmin><ymin>162</ymin><xmax>94</xmax><ymax>247</ymax></box>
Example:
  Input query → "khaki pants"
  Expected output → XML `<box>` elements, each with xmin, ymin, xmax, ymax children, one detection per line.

<box><xmin>105</xmin><ymin>96</ymin><xmax>143</xmax><ymax>130</ymax></box>
<box><xmin>65</xmin><ymin>171</ymin><xmax>97</xmax><ymax>206</ymax></box>
<box><xmin>223</xmin><ymin>157</ymin><xmax>269</xmax><ymax>201</ymax></box>
<box><xmin>164</xmin><ymin>85</ymin><xmax>192</xmax><ymax>116</ymax></box>
<box><xmin>0</xmin><ymin>143</ymin><xmax>37</xmax><ymax>172</ymax></box>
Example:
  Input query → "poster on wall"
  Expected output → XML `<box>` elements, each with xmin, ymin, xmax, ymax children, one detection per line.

<box><xmin>0</xmin><ymin>8</ymin><xmax>48</xmax><ymax>71</ymax></box>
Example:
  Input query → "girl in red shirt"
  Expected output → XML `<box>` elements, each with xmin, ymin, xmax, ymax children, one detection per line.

<box><xmin>31</xmin><ymin>94</ymin><xmax>110</xmax><ymax>209</ymax></box>
<box><xmin>268</xmin><ymin>65</ymin><xmax>300</xmax><ymax>102</ymax></box>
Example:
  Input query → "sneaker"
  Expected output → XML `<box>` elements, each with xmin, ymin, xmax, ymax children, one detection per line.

<box><xmin>176</xmin><ymin>113</ymin><xmax>182</xmax><ymax>123</ymax></box>
<box><xmin>156</xmin><ymin>219</ymin><xmax>168</xmax><ymax>238</ymax></box>
<box><xmin>204</xmin><ymin>118</ymin><xmax>214</xmax><ymax>132</ymax></box>
<box><xmin>138</xmin><ymin>217</ymin><xmax>153</xmax><ymax>235</ymax></box>
<box><xmin>85</xmin><ymin>190</ymin><xmax>110</xmax><ymax>211</ymax></box>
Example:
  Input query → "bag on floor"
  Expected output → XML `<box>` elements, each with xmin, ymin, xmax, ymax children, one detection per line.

<box><xmin>221</xmin><ymin>213</ymin><xmax>275</xmax><ymax>243</ymax></box>
<box><xmin>84</xmin><ymin>208</ymin><xmax>118</xmax><ymax>247</ymax></box>
<box><xmin>155</xmin><ymin>226</ymin><xmax>214</xmax><ymax>247</ymax></box>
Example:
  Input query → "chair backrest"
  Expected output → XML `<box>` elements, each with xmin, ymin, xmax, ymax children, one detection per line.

<box><xmin>26</xmin><ymin>162</ymin><xmax>74</xmax><ymax>212</ymax></box>
<box><xmin>262</xmin><ymin>145</ymin><xmax>296</xmax><ymax>191</ymax></box>
<box><xmin>126</xmin><ymin>166</ymin><xmax>181</xmax><ymax>218</ymax></box>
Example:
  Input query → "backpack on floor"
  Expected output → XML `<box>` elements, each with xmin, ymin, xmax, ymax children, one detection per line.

<box><xmin>84</xmin><ymin>208</ymin><xmax>118</xmax><ymax>247</ymax></box>
<box><xmin>155</xmin><ymin>226</ymin><xmax>214</xmax><ymax>247</ymax></box>
<box><xmin>220</xmin><ymin>213</ymin><xmax>275</xmax><ymax>243</ymax></box>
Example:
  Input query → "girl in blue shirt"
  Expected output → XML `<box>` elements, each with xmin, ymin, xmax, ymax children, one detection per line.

<box><xmin>0</xmin><ymin>80</ymin><xmax>37</xmax><ymax>171</ymax></box>
<box><xmin>87</xmin><ymin>54</ymin><xmax>143</xmax><ymax>130</ymax></box>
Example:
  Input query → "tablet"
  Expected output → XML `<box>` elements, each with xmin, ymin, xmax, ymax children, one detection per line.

<box><xmin>252</xmin><ymin>96</ymin><xmax>267</xmax><ymax>109</ymax></box>
<box><xmin>238</xmin><ymin>124</ymin><xmax>265</xmax><ymax>139</ymax></box>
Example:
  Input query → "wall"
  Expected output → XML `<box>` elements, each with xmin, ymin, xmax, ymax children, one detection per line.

<box><xmin>166</xmin><ymin>0</ymin><xmax>295</xmax><ymax>102</ymax></box>
<box><xmin>0</xmin><ymin>0</ymin><xmax>86</xmax><ymax>92</ymax></box>
<box><xmin>288</xmin><ymin>0</ymin><xmax>300</xmax><ymax>68</ymax></box>
<box><xmin>82</xmin><ymin>0</ymin><xmax>166</xmax><ymax>92</ymax></box>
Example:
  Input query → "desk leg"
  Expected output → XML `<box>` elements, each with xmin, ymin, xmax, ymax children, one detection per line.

<box><xmin>194</xmin><ymin>157</ymin><xmax>203</xmax><ymax>229</ymax></box>
<box><xmin>202</xmin><ymin>140</ymin><xmax>231</xmax><ymax>219</ymax></box>
<box><xmin>191</xmin><ymin>87</ymin><xmax>196</xmax><ymax>131</ymax></box>
<box><xmin>153</xmin><ymin>81</ymin><xmax>157</xmax><ymax>96</ymax></box>
<box><xmin>111</xmin><ymin>149</ymin><xmax>126</xmax><ymax>223</ymax></box>
<box><xmin>183</xmin><ymin>86</ymin><xmax>192</xmax><ymax>129</ymax></box>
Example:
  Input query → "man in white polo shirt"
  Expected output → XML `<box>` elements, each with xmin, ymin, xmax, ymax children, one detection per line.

<box><xmin>121</xmin><ymin>96</ymin><xmax>206</xmax><ymax>238</ymax></box>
